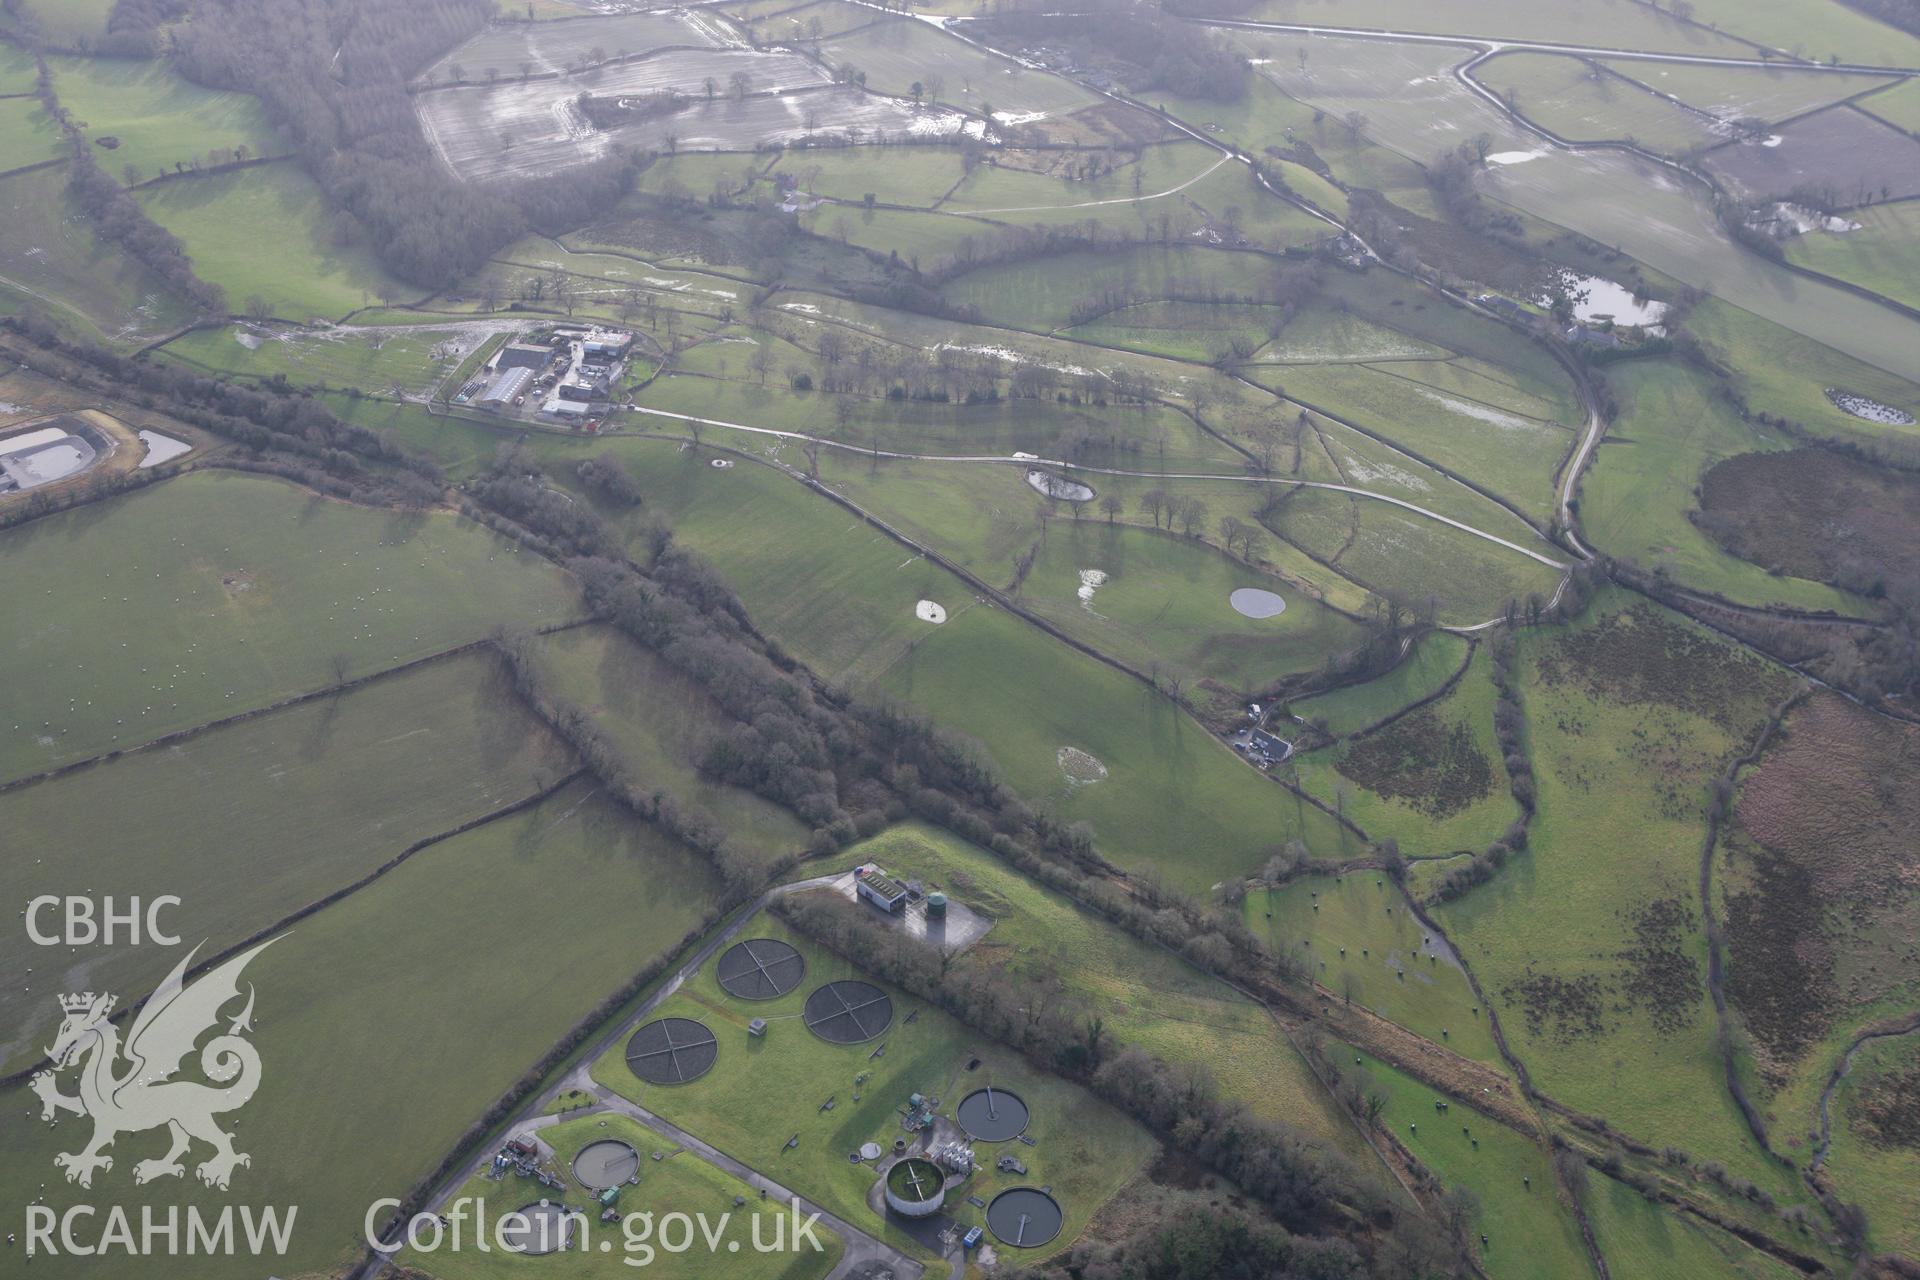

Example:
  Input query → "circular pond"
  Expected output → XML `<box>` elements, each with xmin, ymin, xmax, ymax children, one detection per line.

<box><xmin>1229</xmin><ymin>587</ymin><xmax>1287</xmax><ymax>619</ymax></box>
<box><xmin>956</xmin><ymin>1087</ymin><xmax>1029</xmax><ymax>1141</ymax></box>
<box><xmin>572</xmin><ymin>1139</ymin><xmax>640</xmax><ymax>1190</ymax></box>
<box><xmin>501</xmin><ymin>1201</ymin><xmax>575</xmax><ymax>1255</ymax></box>
<box><xmin>987</xmin><ymin>1187</ymin><xmax>1063</xmax><ymax>1248</ymax></box>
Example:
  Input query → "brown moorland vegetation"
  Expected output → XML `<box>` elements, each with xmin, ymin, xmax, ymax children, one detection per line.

<box><xmin>1694</xmin><ymin>448</ymin><xmax>1920</xmax><ymax>595</ymax></box>
<box><xmin>1723</xmin><ymin>694</ymin><xmax>1920</xmax><ymax>1082</ymax></box>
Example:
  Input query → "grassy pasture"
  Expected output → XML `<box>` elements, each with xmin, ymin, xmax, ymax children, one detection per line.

<box><xmin>732</xmin><ymin>0</ymin><xmax>885</xmax><ymax>42</ymax></box>
<box><xmin>820</xmin><ymin>19</ymin><xmax>1097</xmax><ymax>118</ymax></box>
<box><xmin>1782</xmin><ymin>197</ymin><xmax>1920</xmax><ymax>311</ymax></box>
<box><xmin>1657</xmin><ymin>0</ymin><xmax>1920</xmax><ymax>66</ymax></box>
<box><xmin>0</xmin><ymin>41</ymin><xmax>39</xmax><ymax>93</ymax></box>
<box><xmin>1259</xmin><ymin>485</ymin><xmax>1562</xmax><ymax>625</ymax></box>
<box><xmin>137</xmin><ymin>160</ymin><xmax>412</xmax><ymax>319</ymax></box>
<box><xmin>531</xmin><ymin>624</ymin><xmax>811</xmax><ymax>861</ymax></box>
<box><xmin>0</xmin><ymin>162</ymin><xmax>195</xmax><ymax>342</ymax></box>
<box><xmin>1438</xmin><ymin>593</ymin><xmax>1800</xmax><ymax>1198</ymax></box>
<box><xmin>0</xmin><ymin>651</ymin><xmax>573</xmax><ymax>1075</ymax></box>
<box><xmin>0</xmin><ymin>470</ymin><xmax>580</xmax><ymax>783</ymax></box>
<box><xmin>1013</xmin><ymin>519</ymin><xmax>1367</xmax><ymax>693</ymax></box>
<box><xmin>0</xmin><ymin>93</ymin><xmax>62</xmax><ymax>171</ymax></box>
<box><xmin>49</xmin><ymin>55</ymin><xmax>281</xmax><ymax>185</ymax></box>
<box><xmin>0</xmin><ymin>781</ymin><xmax>721</xmax><ymax>1280</ymax></box>
<box><xmin>1822</xmin><ymin>1029</ymin><xmax>1920</xmax><ymax>1257</ymax></box>
<box><xmin>1269</xmin><ymin>361</ymin><xmax>1571</xmax><ymax>524</ymax></box>
<box><xmin>769</xmin><ymin>144</ymin><xmax>963</xmax><ymax>207</ymax></box>
<box><xmin>1334</xmin><ymin>1041</ymin><xmax>1594</xmax><ymax>1280</ymax></box>
<box><xmin>852</xmin><ymin>824</ymin><xmax>1372</xmax><ymax>1157</ymax></box>
<box><xmin>1700</xmin><ymin>106</ymin><xmax>1920</xmax><ymax>205</ymax></box>
<box><xmin>879</xmin><ymin>600</ymin><xmax>1352</xmax><ymax>889</ymax></box>
<box><xmin>157</xmin><ymin>322</ymin><xmax>486</xmax><ymax>396</ymax></box>
<box><xmin>1612</xmin><ymin>59</ymin><xmax>1898</xmax><ymax>126</ymax></box>
<box><xmin>1247</xmin><ymin>873</ymin><xmax>1502</xmax><ymax>1064</ymax></box>
<box><xmin>1253</xmin><ymin>305</ymin><xmax>1453</xmax><ymax>364</ymax></box>
<box><xmin>799</xmin><ymin>203</ymin><xmax>999</xmax><ymax>269</ymax></box>
<box><xmin>424</xmin><ymin>1111</ymin><xmax>843</xmax><ymax>1280</ymax></box>
<box><xmin>15</xmin><ymin>0</ymin><xmax>114</xmax><ymax>46</ymax></box>
<box><xmin>1294</xmin><ymin>630</ymin><xmax>1472</xmax><ymax>737</ymax></box>
<box><xmin>424</xmin><ymin>9</ymin><xmax>720</xmax><ymax>83</ymax></box>
<box><xmin>941</xmin><ymin>244</ymin><xmax>1293</xmax><ymax>332</ymax></box>
<box><xmin>1683</xmin><ymin>298</ymin><xmax>1920</xmax><ymax>447</ymax></box>
<box><xmin>1577</xmin><ymin>359</ymin><xmax>1863</xmax><ymax>613</ymax></box>
<box><xmin>1474</xmin><ymin>53</ymin><xmax>1717</xmax><ymax>154</ymax></box>
<box><xmin>1858</xmin><ymin>76</ymin><xmax>1920</xmax><ymax>132</ymax></box>
<box><xmin>592</xmin><ymin>916</ymin><xmax>1156</xmax><ymax>1263</ymax></box>
<box><xmin>1066</xmin><ymin>299</ymin><xmax>1291</xmax><ymax>363</ymax></box>
<box><xmin>1289</xmin><ymin>643</ymin><xmax>1517</xmax><ymax>857</ymax></box>
<box><xmin>1239</xmin><ymin>0</ymin><xmax>1754</xmax><ymax>57</ymax></box>
<box><xmin>1584</xmin><ymin>1168</ymin><xmax>1801</xmax><ymax>1280</ymax></box>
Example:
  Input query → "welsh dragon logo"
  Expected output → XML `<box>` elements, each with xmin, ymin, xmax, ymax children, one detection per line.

<box><xmin>29</xmin><ymin>938</ymin><xmax>277</xmax><ymax>1191</ymax></box>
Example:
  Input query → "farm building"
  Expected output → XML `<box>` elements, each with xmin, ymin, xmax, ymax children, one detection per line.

<box><xmin>856</xmin><ymin>867</ymin><xmax>909</xmax><ymax>913</ymax></box>
<box><xmin>583</xmin><ymin>328</ymin><xmax>633</xmax><ymax>359</ymax></box>
<box><xmin>477</xmin><ymin>366</ymin><xmax>532</xmax><ymax>407</ymax></box>
<box><xmin>542</xmin><ymin>396</ymin><xmax>592</xmax><ymax>421</ymax></box>
<box><xmin>494</xmin><ymin>342</ymin><xmax>554</xmax><ymax>373</ymax></box>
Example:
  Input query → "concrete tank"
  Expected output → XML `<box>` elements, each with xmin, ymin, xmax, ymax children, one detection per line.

<box><xmin>884</xmin><ymin>1157</ymin><xmax>946</xmax><ymax>1218</ymax></box>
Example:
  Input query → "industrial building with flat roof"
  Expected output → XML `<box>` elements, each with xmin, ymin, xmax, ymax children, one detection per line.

<box><xmin>478</xmin><ymin>366</ymin><xmax>532</xmax><ymax>406</ymax></box>
<box><xmin>494</xmin><ymin>342</ymin><xmax>555</xmax><ymax>373</ymax></box>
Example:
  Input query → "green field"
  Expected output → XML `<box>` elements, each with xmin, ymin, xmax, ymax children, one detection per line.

<box><xmin>0</xmin><ymin>93</ymin><xmax>63</xmax><ymax>172</ymax></box>
<box><xmin>818</xmin><ymin>19</ymin><xmax>1098</xmax><ymax>118</ymax></box>
<box><xmin>850</xmin><ymin>824</ymin><xmax>1373</xmax><ymax>1158</ymax></box>
<box><xmin>1248</xmin><ymin>872</ymin><xmax>1503</xmax><ymax>1064</ymax></box>
<box><xmin>425</xmin><ymin>1112</ymin><xmax>842</xmax><ymax>1280</ymax></box>
<box><xmin>1295</xmin><ymin>630</ymin><xmax>1473</xmax><ymax>736</ymax></box>
<box><xmin>1437</xmin><ymin>594</ymin><xmax>1800</xmax><ymax>1199</ymax></box>
<box><xmin>1584</xmin><ymin>1166</ymin><xmax>1802</xmax><ymax>1279</ymax></box>
<box><xmin>1859</xmin><ymin>76</ymin><xmax>1920</xmax><ymax>132</ymax></box>
<box><xmin>879</xmin><ymin>598</ymin><xmax>1350</xmax><ymax>891</ymax></box>
<box><xmin>16</xmin><ymin>0</ymin><xmax>114</xmax><ymax>46</ymax></box>
<box><xmin>1332</xmin><ymin>1041</ymin><xmax>1594</xmax><ymax>1279</ymax></box>
<box><xmin>530</xmin><ymin>624</ymin><xmax>811</xmax><ymax>861</ymax></box>
<box><xmin>49</xmin><ymin>55</ymin><xmax>281</xmax><ymax>185</ymax></box>
<box><xmin>1783</xmin><ymin>199</ymin><xmax>1920</xmax><ymax>312</ymax></box>
<box><xmin>137</xmin><ymin>160</ymin><xmax>413</xmax><ymax>319</ymax></box>
<box><xmin>1821</xmin><ymin>1029</ymin><xmax>1920</xmax><ymax>1257</ymax></box>
<box><xmin>769</xmin><ymin>144</ymin><xmax>963</xmax><ymax>207</ymax></box>
<box><xmin>0</xmin><ymin>161</ymin><xmax>196</xmax><ymax>341</ymax></box>
<box><xmin>158</xmin><ymin>321</ymin><xmax>490</xmax><ymax>396</ymax></box>
<box><xmin>1012</xmin><ymin>519</ymin><xmax>1367</xmax><ymax>692</ymax></box>
<box><xmin>0</xmin><ymin>651</ymin><xmax>573</xmax><ymax>1074</ymax></box>
<box><xmin>0</xmin><ymin>470</ymin><xmax>580</xmax><ymax>782</ymax></box>
<box><xmin>1611</xmin><ymin>59</ymin><xmax>1897</xmax><ymax>126</ymax></box>
<box><xmin>591</xmin><ymin>915</ymin><xmax>1157</xmax><ymax>1262</ymax></box>
<box><xmin>1289</xmin><ymin>642</ymin><xmax>1517</xmax><ymax>857</ymax></box>
<box><xmin>1475</xmin><ymin>53</ymin><xmax>1717</xmax><ymax>155</ymax></box>
<box><xmin>0</xmin><ymin>781</ymin><xmax>721</xmax><ymax>1280</ymax></box>
<box><xmin>1578</xmin><ymin>360</ymin><xmax>1864</xmax><ymax>612</ymax></box>
<box><xmin>943</xmin><ymin>244</ymin><xmax>1294</xmax><ymax>332</ymax></box>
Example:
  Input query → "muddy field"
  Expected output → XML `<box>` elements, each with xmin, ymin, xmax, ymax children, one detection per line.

<box><xmin>417</xmin><ymin>48</ymin><xmax>836</xmax><ymax>179</ymax></box>
<box><xmin>1695</xmin><ymin>446</ymin><xmax>1920</xmax><ymax>593</ymax></box>
<box><xmin>1724</xmin><ymin>694</ymin><xmax>1920</xmax><ymax>1080</ymax></box>
<box><xmin>1701</xmin><ymin>106</ymin><xmax>1920</xmax><ymax>207</ymax></box>
<box><xmin>1336</xmin><ymin>707</ymin><xmax>1494</xmax><ymax>819</ymax></box>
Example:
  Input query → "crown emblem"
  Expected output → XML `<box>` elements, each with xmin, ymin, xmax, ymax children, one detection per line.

<box><xmin>59</xmin><ymin>991</ymin><xmax>112</xmax><ymax>1015</ymax></box>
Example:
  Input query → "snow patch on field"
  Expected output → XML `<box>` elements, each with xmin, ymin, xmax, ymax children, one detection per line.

<box><xmin>1341</xmin><ymin>456</ymin><xmax>1433</xmax><ymax>492</ymax></box>
<box><xmin>1412</xmin><ymin>386</ymin><xmax>1543</xmax><ymax>433</ymax></box>
<box><xmin>1077</xmin><ymin>568</ymin><xmax>1106</xmax><ymax>609</ymax></box>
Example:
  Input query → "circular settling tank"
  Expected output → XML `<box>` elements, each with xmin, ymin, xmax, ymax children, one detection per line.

<box><xmin>956</xmin><ymin>1087</ymin><xmax>1029</xmax><ymax>1141</ymax></box>
<box><xmin>716</xmin><ymin>938</ymin><xmax>806</xmax><ymax>1000</ymax></box>
<box><xmin>987</xmin><ymin>1187</ymin><xmax>1063</xmax><ymax>1248</ymax></box>
<box><xmin>502</xmin><ymin>1201</ymin><xmax>575</xmax><ymax>1255</ymax></box>
<box><xmin>1229</xmin><ymin>587</ymin><xmax>1287</xmax><ymax>618</ymax></box>
<box><xmin>803</xmin><ymin>980</ymin><xmax>894</xmax><ymax>1044</ymax></box>
<box><xmin>572</xmin><ymin>1139</ymin><xmax>640</xmax><ymax>1190</ymax></box>
<box><xmin>625</xmin><ymin>1017</ymin><xmax>719</xmax><ymax>1084</ymax></box>
<box><xmin>884</xmin><ymin>1157</ymin><xmax>946</xmax><ymax>1218</ymax></box>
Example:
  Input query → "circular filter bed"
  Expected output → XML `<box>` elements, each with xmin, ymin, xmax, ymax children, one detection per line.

<box><xmin>625</xmin><ymin>1017</ymin><xmax>719</xmax><ymax>1084</ymax></box>
<box><xmin>717</xmin><ymin>937</ymin><xmax>806</xmax><ymax>1001</ymax></box>
<box><xmin>956</xmin><ymin>1087</ymin><xmax>1030</xmax><ymax>1141</ymax></box>
<box><xmin>502</xmin><ymin>1201</ymin><xmax>575</xmax><ymax>1255</ymax></box>
<box><xmin>1229</xmin><ymin>587</ymin><xmax>1287</xmax><ymax>619</ymax></box>
<box><xmin>572</xmin><ymin>1139</ymin><xmax>640</xmax><ymax>1190</ymax></box>
<box><xmin>987</xmin><ymin>1187</ymin><xmax>1063</xmax><ymax>1248</ymax></box>
<box><xmin>803</xmin><ymin>980</ymin><xmax>894</xmax><ymax>1044</ymax></box>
